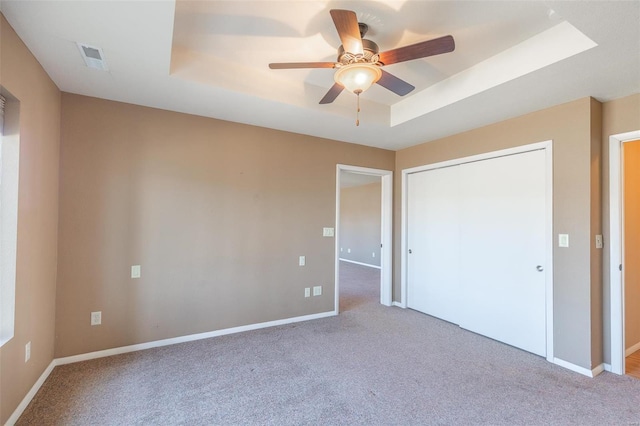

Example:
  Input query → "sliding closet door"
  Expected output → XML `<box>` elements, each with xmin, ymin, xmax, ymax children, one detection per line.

<box><xmin>457</xmin><ymin>150</ymin><xmax>547</xmax><ymax>356</ymax></box>
<box><xmin>407</xmin><ymin>166</ymin><xmax>460</xmax><ymax>324</ymax></box>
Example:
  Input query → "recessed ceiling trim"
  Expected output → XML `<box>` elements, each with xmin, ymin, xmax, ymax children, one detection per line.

<box><xmin>391</xmin><ymin>22</ymin><xmax>598</xmax><ymax>126</ymax></box>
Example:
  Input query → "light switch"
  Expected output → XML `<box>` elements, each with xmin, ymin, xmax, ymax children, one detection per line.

<box><xmin>558</xmin><ymin>234</ymin><xmax>569</xmax><ymax>248</ymax></box>
<box><xmin>304</xmin><ymin>288</ymin><xmax>310</xmax><ymax>298</ymax></box>
<box><xmin>595</xmin><ymin>234</ymin><xmax>603</xmax><ymax>249</ymax></box>
<box><xmin>131</xmin><ymin>265</ymin><xmax>141</xmax><ymax>278</ymax></box>
<box><xmin>323</xmin><ymin>227</ymin><xmax>334</xmax><ymax>237</ymax></box>
<box><xmin>313</xmin><ymin>286</ymin><xmax>322</xmax><ymax>296</ymax></box>
<box><xmin>91</xmin><ymin>311</ymin><xmax>102</xmax><ymax>326</ymax></box>
<box><xmin>299</xmin><ymin>256</ymin><xmax>306</xmax><ymax>266</ymax></box>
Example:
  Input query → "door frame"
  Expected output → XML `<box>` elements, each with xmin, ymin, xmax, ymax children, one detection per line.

<box><xmin>400</xmin><ymin>140</ymin><xmax>554</xmax><ymax>361</ymax></box>
<box><xmin>608</xmin><ymin>129</ymin><xmax>640</xmax><ymax>375</ymax></box>
<box><xmin>335</xmin><ymin>165</ymin><xmax>393</xmax><ymax>313</ymax></box>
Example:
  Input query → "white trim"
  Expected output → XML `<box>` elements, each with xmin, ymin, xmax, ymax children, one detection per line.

<box><xmin>5</xmin><ymin>360</ymin><xmax>56</xmax><ymax>426</ymax></box>
<box><xmin>380</xmin><ymin>171</ymin><xmax>393</xmax><ymax>307</ymax></box>
<box><xmin>401</xmin><ymin>141</ymin><xmax>552</xmax><ymax>175</ymax></box>
<box><xmin>400</xmin><ymin>169</ymin><xmax>409</xmax><ymax>308</ymax></box>
<box><xmin>544</xmin><ymin>143</ymin><xmax>554</xmax><ymax>362</ymax></box>
<box><xmin>401</xmin><ymin>141</ymin><xmax>554</xmax><ymax>361</ymax></box>
<box><xmin>336</xmin><ymin>165</ymin><xmax>393</xmax><ymax>313</ymax></box>
<box><xmin>553</xmin><ymin>358</ymin><xmax>604</xmax><ymax>378</ymax></box>
<box><xmin>339</xmin><ymin>258</ymin><xmax>381</xmax><ymax>269</ymax></box>
<box><xmin>392</xmin><ymin>301</ymin><xmax>404</xmax><ymax>308</ymax></box>
<box><xmin>56</xmin><ymin>311</ymin><xmax>335</xmax><ymax>366</ymax></box>
<box><xmin>0</xmin><ymin>96</ymin><xmax>20</xmax><ymax>348</ymax></box>
<box><xmin>609</xmin><ymin>130</ymin><xmax>640</xmax><ymax>375</ymax></box>
<box><xmin>625</xmin><ymin>340</ymin><xmax>640</xmax><ymax>357</ymax></box>
<box><xmin>5</xmin><ymin>310</ymin><xmax>335</xmax><ymax>425</ymax></box>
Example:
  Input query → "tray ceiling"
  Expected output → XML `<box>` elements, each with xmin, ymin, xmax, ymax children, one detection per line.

<box><xmin>1</xmin><ymin>1</ymin><xmax>638</xmax><ymax>150</ymax></box>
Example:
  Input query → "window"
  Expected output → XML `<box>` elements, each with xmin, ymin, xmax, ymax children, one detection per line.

<box><xmin>0</xmin><ymin>90</ymin><xmax>20</xmax><ymax>347</ymax></box>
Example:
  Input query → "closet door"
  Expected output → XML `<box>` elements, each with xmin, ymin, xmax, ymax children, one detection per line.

<box><xmin>407</xmin><ymin>166</ymin><xmax>460</xmax><ymax>324</ymax></box>
<box><xmin>457</xmin><ymin>150</ymin><xmax>547</xmax><ymax>356</ymax></box>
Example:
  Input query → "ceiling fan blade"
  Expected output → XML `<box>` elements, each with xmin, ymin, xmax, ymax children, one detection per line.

<box><xmin>319</xmin><ymin>83</ymin><xmax>344</xmax><ymax>104</ymax></box>
<box><xmin>376</xmin><ymin>70</ymin><xmax>415</xmax><ymax>96</ymax></box>
<box><xmin>378</xmin><ymin>35</ymin><xmax>455</xmax><ymax>66</ymax></box>
<box><xmin>330</xmin><ymin>9</ymin><xmax>364</xmax><ymax>55</ymax></box>
<box><xmin>269</xmin><ymin>62</ymin><xmax>337</xmax><ymax>69</ymax></box>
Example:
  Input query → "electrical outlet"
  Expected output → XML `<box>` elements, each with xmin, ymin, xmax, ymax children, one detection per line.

<box><xmin>131</xmin><ymin>265</ymin><xmax>141</xmax><ymax>278</ymax></box>
<box><xmin>91</xmin><ymin>311</ymin><xmax>102</xmax><ymax>326</ymax></box>
<box><xmin>372</xmin><ymin>252</ymin><xmax>376</xmax><ymax>258</ymax></box>
<box><xmin>313</xmin><ymin>286</ymin><xmax>322</xmax><ymax>296</ymax></box>
<box><xmin>304</xmin><ymin>288</ymin><xmax>310</xmax><ymax>298</ymax></box>
<box><xmin>347</xmin><ymin>248</ymin><xmax>351</xmax><ymax>253</ymax></box>
<box><xmin>25</xmin><ymin>341</ymin><xmax>31</xmax><ymax>363</ymax></box>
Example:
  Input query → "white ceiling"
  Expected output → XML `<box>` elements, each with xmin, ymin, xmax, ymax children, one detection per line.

<box><xmin>2</xmin><ymin>1</ymin><xmax>638</xmax><ymax>150</ymax></box>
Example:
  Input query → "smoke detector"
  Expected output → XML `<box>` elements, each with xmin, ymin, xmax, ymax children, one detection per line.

<box><xmin>76</xmin><ymin>42</ymin><xmax>108</xmax><ymax>71</ymax></box>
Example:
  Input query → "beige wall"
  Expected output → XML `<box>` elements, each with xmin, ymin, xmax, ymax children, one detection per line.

<box><xmin>340</xmin><ymin>182</ymin><xmax>381</xmax><ymax>267</ymax></box>
<box><xmin>601</xmin><ymin>93</ymin><xmax>640</xmax><ymax>363</ymax></box>
<box><xmin>0</xmin><ymin>15</ymin><xmax>61</xmax><ymax>425</ymax></box>
<box><xmin>395</xmin><ymin>97</ymin><xmax>601</xmax><ymax>369</ymax></box>
<box><xmin>1</xmin><ymin>11</ymin><xmax>637</xmax><ymax>422</ymax></box>
<box><xmin>624</xmin><ymin>140</ymin><xmax>640</xmax><ymax>351</ymax></box>
<box><xmin>56</xmin><ymin>93</ymin><xmax>394</xmax><ymax>357</ymax></box>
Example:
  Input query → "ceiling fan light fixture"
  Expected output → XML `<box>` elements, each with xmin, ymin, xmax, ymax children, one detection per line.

<box><xmin>334</xmin><ymin>63</ymin><xmax>382</xmax><ymax>94</ymax></box>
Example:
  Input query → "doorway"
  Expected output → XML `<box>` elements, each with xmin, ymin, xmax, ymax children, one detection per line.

<box><xmin>624</xmin><ymin>140</ymin><xmax>640</xmax><ymax>378</ymax></box>
<box><xmin>609</xmin><ymin>131</ymin><xmax>640</xmax><ymax>376</ymax></box>
<box><xmin>335</xmin><ymin>165</ymin><xmax>392</xmax><ymax>314</ymax></box>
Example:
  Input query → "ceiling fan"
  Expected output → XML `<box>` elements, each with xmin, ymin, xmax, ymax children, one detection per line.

<box><xmin>269</xmin><ymin>9</ymin><xmax>455</xmax><ymax>124</ymax></box>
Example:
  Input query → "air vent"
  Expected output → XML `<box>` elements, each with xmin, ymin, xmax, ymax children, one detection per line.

<box><xmin>76</xmin><ymin>42</ymin><xmax>108</xmax><ymax>71</ymax></box>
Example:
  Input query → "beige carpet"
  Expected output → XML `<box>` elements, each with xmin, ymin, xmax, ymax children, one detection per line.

<box><xmin>17</xmin><ymin>261</ymin><xmax>640</xmax><ymax>425</ymax></box>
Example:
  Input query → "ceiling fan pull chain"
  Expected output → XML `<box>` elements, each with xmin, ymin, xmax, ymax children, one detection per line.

<box><xmin>355</xmin><ymin>89</ymin><xmax>361</xmax><ymax>126</ymax></box>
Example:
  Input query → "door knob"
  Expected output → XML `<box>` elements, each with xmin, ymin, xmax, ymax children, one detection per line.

<box><xmin>536</xmin><ymin>265</ymin><xmax>544</xmax><ymax>272</ymax></box>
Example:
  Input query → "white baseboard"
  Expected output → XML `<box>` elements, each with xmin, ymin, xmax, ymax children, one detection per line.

<box><xmin>604</xmin><ymin>363</ymin><xmax>613</xmax><ymax>372</ymax></box>
<box><xmin>553</xmin><ymin>358</ymin><xmax>604</xmax><ymax>377</ymax></box>
<box><xmin>6</xmin><ymin>310</ymin><xmax>336</xmax><ymax>424</ymax></box>
<box><xmin>625</xmin><ymin>340</ymin><xmax>640</xmax><ymax>356</ymax></box>
<box><xmin>56</xmin><ymin>310</ymin><xmax>336</xmax><ymax>366</ymax></box>
<box><xmin>392</xmin><ymin>301</ymin><xmax>404</xmax><ymax>308</ymax></box>
<box><xmin>5</xmin><ymin>360</ymin><xmax>56</xmax><ymax>426</ymax></box>
<box><xmin>339</xmin><ymin>258</ymin><xmax>381</xmax><ymax>269</ymax></box>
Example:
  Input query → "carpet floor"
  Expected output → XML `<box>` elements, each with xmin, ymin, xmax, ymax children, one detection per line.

<box><xmin>17</xmin><ymin>262</ymin><xmax>640</xmax><ymax>425</ymax></box>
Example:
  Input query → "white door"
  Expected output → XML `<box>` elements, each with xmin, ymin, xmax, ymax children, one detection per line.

<box><xmin>407</xmin><ymin>165</ymin><xmax>460</xmax><ymax>324</ymax></box>
<box><xmin>406</xmin><ymin>149</ymin><xmax>547</xmax><ymax>357</ymax></box>
<box><xmin>457</xmin><ymin>150</ymin><xmax>547</xmax><ymax>356</ymax></box>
